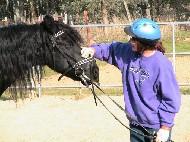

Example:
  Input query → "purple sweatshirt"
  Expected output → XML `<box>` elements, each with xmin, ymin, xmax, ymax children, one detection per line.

<box><xmin>92</xmin><ymin>41</ymin><xmax>181</xmax><ymax>129</ymax></box>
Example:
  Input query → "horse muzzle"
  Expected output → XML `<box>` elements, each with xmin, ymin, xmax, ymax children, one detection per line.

<box><xmin>58</xmin><ymin>57</ymin><xmax>99</xmax><ymax>87</ymax></box>
<box><xmin>75</xmin><ymin>61</ymin><xmax>99</xmax><ymax>87</ymax></box>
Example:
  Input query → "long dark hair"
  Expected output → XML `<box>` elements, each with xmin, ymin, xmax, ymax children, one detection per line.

<box><xmin>136</xmin><ymin>37</ymin><xmax>165</xmax><ymax>54</ymax></box>
<box><xmin>155</xmin><ymin>41</ymin><xmax>165</xmax><ymax>54</ymax></box>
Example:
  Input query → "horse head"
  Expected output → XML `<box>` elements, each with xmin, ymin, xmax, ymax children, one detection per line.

<box><xmin>40</xmin><ymin>15</ymin><xmax>99</xmax><ymax>86</ymax></box>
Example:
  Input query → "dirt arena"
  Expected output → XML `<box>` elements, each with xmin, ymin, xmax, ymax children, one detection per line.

<box><xmin>0</xmin><ymin>95</ymin><xmax>190</xmax><ymax>142</ymax></box>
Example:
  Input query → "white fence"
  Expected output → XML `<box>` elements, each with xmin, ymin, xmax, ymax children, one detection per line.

<box><xmin>36</xmin><ymin>22</ymin><xmax>190</xmax><ymax>96</ymax></box>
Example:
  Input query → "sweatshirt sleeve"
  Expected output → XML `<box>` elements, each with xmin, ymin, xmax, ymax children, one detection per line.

<box><xmin>91</xmin><ymin>41</ymin><xmax>131</xmax><ymax>70</ymax></box>
<box><xmin>158</xmin><ymin>61</ymin><xmax>181</xmax><ymax>128</ymax></box>
<box><xmin>91</xmin><ymin>42</ymin><xmax>112</xmax><ymax>62</ymax></box>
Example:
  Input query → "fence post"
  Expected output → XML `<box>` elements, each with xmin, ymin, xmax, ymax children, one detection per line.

<box><xmin>38</xmin><ymin>80</ymin><xmax>41</xmax><ymax>98</ymax></box>
<box><xmin>37</xmin><ymin>66</ymin><xmax>42</xmax><ymax>98</ymax></box>
<box><xmin>171</xmin><ymin>22</ymin><xmax>176</xmax><ymax>73</ymax></box>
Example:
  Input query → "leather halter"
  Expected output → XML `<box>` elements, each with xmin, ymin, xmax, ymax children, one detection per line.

<box><xmin>50</xmin><ymin>30</ymin><xmax>96</xmax><ymax>86</ymax></box>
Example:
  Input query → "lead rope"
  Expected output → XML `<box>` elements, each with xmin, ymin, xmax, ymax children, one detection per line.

<box><xmin>91</xmin><ymin>83</ymin><xmax>98</xmax><ymax>106</ymax></box>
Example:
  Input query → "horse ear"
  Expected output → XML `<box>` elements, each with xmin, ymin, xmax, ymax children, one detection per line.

<box><xmin>42</xmin><ymin>15</ymin><xmax>56</xmax><ymax>34</ymax></box>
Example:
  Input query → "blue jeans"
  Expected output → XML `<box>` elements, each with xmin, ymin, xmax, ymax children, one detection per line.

<box><xmin>130</xmin><ymin>123</ymin><xmax>172</xmax><ymax>142</ymax></box>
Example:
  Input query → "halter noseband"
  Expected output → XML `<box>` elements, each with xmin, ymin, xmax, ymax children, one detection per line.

<box><xmin>50</xmin><ymin>30</ymin><xmax>95</xmax><ymax>86</ymax></box>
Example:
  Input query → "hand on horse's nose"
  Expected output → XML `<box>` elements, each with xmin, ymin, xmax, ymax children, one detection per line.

<box><xmin>81</xmin><ymin>47</ymin><xmax>95</xmax><ymax>58</ymax></box>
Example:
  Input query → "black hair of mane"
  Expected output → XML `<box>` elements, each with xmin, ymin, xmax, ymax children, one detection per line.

<box><xmin>0</xmin><ymin>20</ymin><xmax>83</xmax><ymax>98</ymax></box>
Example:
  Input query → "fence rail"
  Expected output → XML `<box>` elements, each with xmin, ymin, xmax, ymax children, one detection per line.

<box><xmin>71</xmin><ymin>21</ymin><xmax>190</xmax><ymax>28</ymax></box>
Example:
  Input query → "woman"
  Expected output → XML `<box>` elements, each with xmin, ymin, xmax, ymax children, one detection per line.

<box><xmin>81</xmin><ymin>18</ymin><xmax>181</xmax><ymax>142</ymax></box>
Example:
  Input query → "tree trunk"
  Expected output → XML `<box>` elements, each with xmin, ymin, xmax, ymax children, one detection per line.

<box><xmin>101</xmin><ymin>0</ymin><xmax>109</xmax><ymax>37</ymax></box>
<box><xmin>149</xmin><ymin>0</ymin><xmax>155</xmax><ymax>20</ymax></box>
<box><xmin>101</xmin><ymin>1</ymin><xmax>109</xmax><ymax>24</ymax></box>
<box><xmin>123</xmin><ymin>0</ymin><xmax>132</xmax><ymax>22</ymax></box>
<box><xmin>146</xmin><ymin>1</ymin><xmax>151</xmax><ymax>19</ymax></box>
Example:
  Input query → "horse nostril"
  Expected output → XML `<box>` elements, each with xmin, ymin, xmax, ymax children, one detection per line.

<box><xmin>92</xmin><ymin>66</ymin><xmax>99</xmax><ymax>82</ymax></box>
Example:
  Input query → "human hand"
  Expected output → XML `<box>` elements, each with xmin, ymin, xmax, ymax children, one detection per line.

<box><xmin>156</xmin><ymin>128</ymin><xmax>170</xmax><ymax>142</ymax></box>
<box><xmin>81</xmin><ymin>47</ymin><xmax>95</xmax><ymax>58</ymax></box>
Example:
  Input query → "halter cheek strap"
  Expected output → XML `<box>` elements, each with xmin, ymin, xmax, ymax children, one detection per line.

<box><xmin>58</xmin><ymin>57</ymin><xmax>95</xmax><ymax>82</ymax></box>
<box><xmin>54</xmin><ymin>30</ymin><xmax>64</xmax><ymax>38</ymax></box>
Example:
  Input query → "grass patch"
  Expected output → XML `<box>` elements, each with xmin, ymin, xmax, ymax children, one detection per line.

<box><xmin>43</xmin><ymin>66</ymin><xmax>58</xmax><ymax>77</ymax></box>
<box><xmin>41</xmin><ymin>87</ymin><xmax>123</xmax><ymax>96</ymax></box>
<box><xmin>41</xmin><ymin>88</ymin><xmax>82</xmax><ymax>96</ymax></box>
<box><xmin>0</xmin><ymin>87</ymin><xmax>123</xmax><ymax>102</ymax></box>
<box><xmin>180</xmin><ymin>87</ymin><xmax>190</xmax><ymax>95</ymax></box>
<box><xmin>0</xmin><ymin>95</ymin><xmax>11</xmax><ymax>101</ymax></box>
<box><xmin>163</xmin><ymin>40</ymin><xmax>190</xmax><ymax>53</ymax></box>
<box><xmin>176</xmin><ymin>30</ymin><xmax>190</xmax><ymax>39</ymax></box>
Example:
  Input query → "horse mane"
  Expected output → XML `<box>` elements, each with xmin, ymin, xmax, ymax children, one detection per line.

<box><xmin>0</xmin><ymin>21</ymin><xmax>83</xmax><ymax>98</ymax></box>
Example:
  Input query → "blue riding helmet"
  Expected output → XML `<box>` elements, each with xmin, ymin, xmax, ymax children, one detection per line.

<box><xmin>124</xmin><ymin>18</ymin><xmax>161</xmax><ymax>41</ymax></box>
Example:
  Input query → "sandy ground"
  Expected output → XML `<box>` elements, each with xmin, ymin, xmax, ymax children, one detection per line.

<box><xmin>0</xmin><ymin>95</ymin><xmax>190</xmax><ymax>142</ymax></box>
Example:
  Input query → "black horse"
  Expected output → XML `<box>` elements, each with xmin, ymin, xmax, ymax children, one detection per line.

<box><xmin>0</xmin><ymin>15</ymin><xmax>99</xmax><ymax>97</ymax></box>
